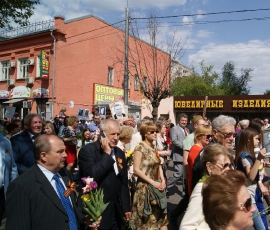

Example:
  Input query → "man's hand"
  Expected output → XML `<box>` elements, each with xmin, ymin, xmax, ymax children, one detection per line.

<box><xmin>125</xmin><ymin>212</ymin><xmax>132</xmax><ymax>221</ymax></box>
<box><xmin>100</xmin><ymin>136</ymin><xmax>111</xmax><ymax>154</ymax></box>
<box><xmin>84</xmin><ymin>216</ymin><xmax>102</xmax><ymax>228</ymax></box>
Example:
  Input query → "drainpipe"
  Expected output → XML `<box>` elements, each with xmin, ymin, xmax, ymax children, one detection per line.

<box><xmin>50</xmin><ymin>30</ymin><xmax>56</xmax><ymax>117</ymax></box>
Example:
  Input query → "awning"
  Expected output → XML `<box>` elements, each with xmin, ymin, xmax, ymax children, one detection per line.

<box><xmin>3</xmin><ymin>98</ymin><xmax>25</xmax><ymax>104</ymax></box>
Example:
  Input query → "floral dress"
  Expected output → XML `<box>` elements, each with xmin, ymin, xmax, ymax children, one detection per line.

<box><xmin>131</xmin><ymin>142</ymin><xmax>168</xmax><ymax>229</ymax></box>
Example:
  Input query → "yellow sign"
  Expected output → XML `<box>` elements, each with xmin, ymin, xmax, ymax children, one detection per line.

<box><xmin>232</xmin><ymin>100</ymin><xmax>270</xmax><ymax>108</ymax></box>
<box><xmin>174</xmin><ymin>100</ymin><xmax>223</xmax><ymax>109</ymax></box>
<box><xmin>93</xmin><ymin>84</ymin><xmax>124</xmax><ymax>104</ymax></box>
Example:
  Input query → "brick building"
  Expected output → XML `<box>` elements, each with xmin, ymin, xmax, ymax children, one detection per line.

<box><xmin>0</xmin><ymin>14</ymin><xmax>170</xmax><ymax>120</ymax></box>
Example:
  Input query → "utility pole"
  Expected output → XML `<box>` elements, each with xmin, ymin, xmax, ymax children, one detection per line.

<box><xmin>123</xmin><ymin>1</ymin><xmax>129</xmax><ymax>105</ymax></box>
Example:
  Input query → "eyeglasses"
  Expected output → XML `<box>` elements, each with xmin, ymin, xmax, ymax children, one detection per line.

<box><xmin>149</xmin><ymin>130</ymin><xmax>159</xmax><ymax>134</ymax></box>
<box><xmin>203</xmin><ymin>134</ymin><xmax>213</xmax><ymax>139</ymax></box>
<box><xmin>237</xmin><ymin>198</ymin><xmax>252</xmax><ymax>212</ymax></box>
<box><xmin>215</xmin><ymin>162</ymin><xmax>234</xmax><ymax>169</ymax></box>
<box><xmin>217</xmin><ymin>130</ymin><xmax>237</xmax><ymax>138</ymax></box>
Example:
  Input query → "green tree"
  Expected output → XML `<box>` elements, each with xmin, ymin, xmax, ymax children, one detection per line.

<box><xmin>171</xmin><ymin>61</ymin><xmax>224</xmax><ymax>96</ymax></box>
<box><xmin>219</xmin><ymin>61</ymin><xmax>253</xmax><ymax>95</ymax></box>
<box><xmin>0</xmin><ymin>0</ymin><xmax>40</xmax><ymax>29</ymax></box>
<box><xmin>263</xmin><ymin>89</ymin><xmax>270</xmax><ymax>95</ymax></box>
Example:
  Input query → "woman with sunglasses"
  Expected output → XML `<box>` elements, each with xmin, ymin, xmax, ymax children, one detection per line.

<box><xmin>186</xmin><ymin>124</ymin><xmax>212</xmax><ymax>196</ymax></box>
<box><xmin>131</xmin><ymin>122</ymin><xmax>168</xmax><ymax>230</ymax></box>
<box><xmin>202</xmin><ymin>170</ymin><xmax>256</xmax><ymax>230</ymax></box>
<box><xmin>180</xmin><ymin>143</ymin><xmax>233</xmax><ymax>230</ymax></box>
<box><xmin>235</xmin><ymin>127</ymin><xmax>267</xmax><ymax>230</ymax></box>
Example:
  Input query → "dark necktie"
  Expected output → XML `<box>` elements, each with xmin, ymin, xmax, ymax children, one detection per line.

<box><xmin>53</xmin><ymin>174</ymin><xmax>78</xmax><ymax>230</ymax></box>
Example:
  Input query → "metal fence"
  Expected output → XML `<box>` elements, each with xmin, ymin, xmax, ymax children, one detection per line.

<box><xmin>0</xmin><ymin>19</ymin><xmax>55</xmax><ymax>39</ymax></box>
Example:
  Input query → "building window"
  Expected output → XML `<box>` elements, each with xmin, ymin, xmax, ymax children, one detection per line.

<box><xmin>0</xmin><ymin>61</ymin><xmax>9</xmax><ymax>81</ymax></box>
<box><xmin>18</xmin><ymin>58</ymin><xmax>28</xmax><ymax>79</ymax></box>
<box><xmin>134</xmin><ymin>74</ymin><xmax>139</xmax><ymax>91</ymax></box>
<box><xmin>108</xmin><ymin>67</ymin><xmax>114</xmax><ymax>86</ymax></box>
<box><xmin>142</xmin><ymin>76</ymin><xmax>148</xmax><ymax>91</ymax></box>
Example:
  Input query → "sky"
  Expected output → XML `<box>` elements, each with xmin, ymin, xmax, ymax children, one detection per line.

<box><xmin>27</xmin><ymin>0</ymin><xmax>270</xmax><ymax>95</ymax></box>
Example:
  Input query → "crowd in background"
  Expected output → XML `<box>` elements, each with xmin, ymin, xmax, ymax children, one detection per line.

<box><xmin>1</xmin><ymin>111</ymin><xmax>270</xmax><ymax>230</ymax></box>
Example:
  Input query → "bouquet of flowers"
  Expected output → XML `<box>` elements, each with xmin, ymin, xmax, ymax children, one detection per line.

<box><xmin>126</xmin><ymin>149</ymin><xmax>134</xmax><ymax>166</ymax></box>
<box><xmin>81</xmin><ymin>177</ymin><xmax>109</xmax><ymax>228</ymax></box>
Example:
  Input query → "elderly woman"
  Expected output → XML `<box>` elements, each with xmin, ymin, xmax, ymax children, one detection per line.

<box><xmin>42</xmin><ymin>121</ymin><xmax>56</xmax><ymax>135</ymax></box>
<box><xmin>131</xmin><ymin>122</ymin><xmax>168</xmax><ymax>230</ymax></box>
<box><xmin>62</xmin><ymin>116</ymin><xmax>80</xmax><ymax>173</ymax></box>
<box><xmin>117</xmin><ymin>125</ymin><xmax>134</xmax><ymax>153</ymax></box>
<box><xmin>180</xmin><ymin>143</ymin><xmax>233</xmax><ymax>230</ymax></box>
<box><xmin>202</xmin><ymin>170</ymin><xmax>256</xmax><ymax>230</ymax></box>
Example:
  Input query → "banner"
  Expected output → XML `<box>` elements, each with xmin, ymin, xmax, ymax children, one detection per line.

<box><xmin>5</xmin><ymin>106</ymin><xmax>16</xmax><ymax>118</ymax></box>
<box><xmin>32</xmin><ymin>88</ymin><xmax>49</xmax><ymax>98</ymax></box>
<box><xmin>40</xmin><ymin>51</ymin><xmax>50</xmax><ymax>78</ymax></box>
<box><xmin>11</xmin><ymin>86</ymin><xmax>30</xmax><ymax>98</ymax></box>
<box><xmin>0</xmin><ymin>90</ymin><xmax>9</xmax><ymax>99</ymax></box>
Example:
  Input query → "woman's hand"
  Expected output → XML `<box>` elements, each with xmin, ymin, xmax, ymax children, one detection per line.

<box><xmin>259</xmin><ymin>182</ymin><xmax>269</xmax><ymax>196</ymax></box>
<box><xmin>152</xmin><ymin>180</ymin><xmax>161</xmax><ymax>189</ymax></box>
<box><xmin>158</xmin><ymin>180</ymin><xmax>166</xmax><ymax>191</ymax></box>
<box><xmin>257</xmin><ymin>148</ymin><xmax>266</xmax><ymax>161</ymax></box>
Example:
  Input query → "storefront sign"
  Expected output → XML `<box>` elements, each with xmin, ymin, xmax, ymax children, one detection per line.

<box><xmin>174</xmin><ymin>100</ymin><xmax>224</xmax><ymax>109</ymax></box>
<box><xmin>33</xmin><ymin>88</ymin><xmax>49</xmax><ymax>98</ymax></box>
<box><xmin>40</xmin><ymin>50</ymin><xmax>50</xmax><ymax>78</ymax></box>
<box><xmin>0</xmin><ymin>90</ymin><xmax>9</xmax><ymax>99</ymax></box>
<box><xmin>232</xmin><ymin>99</ymin><xmax>270</xmax><ymax>108</ymax></box>
<box><xmin>93</xmin><ymin>84</ymin><xmax>124</xmax><ymax>104</ymax></box>
<box><xmin>11</xmin><ymin>86</ymin><xmax>30</xmax><ymax>98</ymax></box>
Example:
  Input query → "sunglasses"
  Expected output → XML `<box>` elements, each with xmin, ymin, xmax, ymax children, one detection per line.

<box><xmin>237</xmin><ymin>198</ymin><xmax>252</xmax><ymax>212</ymax></box>
<box><xmin>203</xmin><ymin>134</ymin><xmax>213</xmax><ymax>139</ymax></box>
<box><xmin>217</xmin><ymin>130</ymin><xmax>237</xmax><ymax>138</ymax></box>
<box><xmin>149</xmin><ymin>130</ymin><xmax>159</xmax><ymax>134</ymax></box>
<box><xmin>215</xmin><ymin>162</ymin><xmax>234</xmax><ymax>169</ymax></box>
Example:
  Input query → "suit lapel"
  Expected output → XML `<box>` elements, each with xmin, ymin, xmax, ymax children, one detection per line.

<box><xmin>33</xmin><ymin>165</ymin><xmax>67</xmax><ymax>215</ymax></box>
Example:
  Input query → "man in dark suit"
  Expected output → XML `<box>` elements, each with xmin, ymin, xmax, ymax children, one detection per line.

<box><xmin>79</xmin><ymin>119</ymin><xmax>131</xmax><ymax>230</ymax></box>
<box><xmin>5</xmin><ymin>135</ymin><xmax>97</xmax><ymax>230</ymax></box>
<box><xmin>10</xmin><ymin>113</ymin><xmax>42</xmax><ymax>174</ymax></box>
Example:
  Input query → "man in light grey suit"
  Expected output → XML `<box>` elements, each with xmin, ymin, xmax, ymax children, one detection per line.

<box><xmin>167</xmin><ymin>113</ymin><xmax>188</xmax><ymax>189</ymax></box>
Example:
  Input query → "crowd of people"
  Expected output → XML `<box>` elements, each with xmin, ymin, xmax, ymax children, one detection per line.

<box><xmin>0</xmin><ymin>111</ymin><xmax>270</xmax><ymax>230</ymax></box>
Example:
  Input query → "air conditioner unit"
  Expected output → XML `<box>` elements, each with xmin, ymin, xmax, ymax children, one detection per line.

<box><xmin>25</xmin><ymin>77</ymin><xmax>34</xmax><ymax>84</ymax></box>
<box><xmin>7</xmin><ymin>79</ymin><xmax>15</xmax><ymax>86</ymax></box>
<box><xmin>28</xmin><ymin>59</ymin><xmax>35</xmax><ymax>65</ymax></box>
<box><xmin>8</xmin><ymin>61</ymin><xmax>16</xmax><ymax>68</ymax></box>
<box><xmin>23</xmin><ymin>101</ymin><xmax>28</xmax><ymax>108</ymax></box>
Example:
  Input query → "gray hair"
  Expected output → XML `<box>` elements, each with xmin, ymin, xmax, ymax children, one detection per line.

<box><xmin>212</xmin><ymin>115</ymin><xmax>236</xmax><ymax>130</ymax></box>
<box><xmin>137</xmin><ymin>119</ymin><xmax>150</xmax><ymax>131</ymax></box>
<box><xmin>33</xmin><ymin>135</ymin><xmax>62</xmax><ymax>160</ymax></box>
<box><xmin>24</xmin><ymin>113</ymin><xmax>42</xmax><ymax>127</ymax></box>
<box><xmin>239</xmin><ymin>119</ymin><xmax>249</xmax><ymax>128</ymax></box>
<box><xmin>100</xmin><ymin>119</ymin><xmax>120</xmax><ymax>132</ymax></box>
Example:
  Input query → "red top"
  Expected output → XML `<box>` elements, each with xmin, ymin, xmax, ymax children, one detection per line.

<box><xmin>187</xmin><ymin>144</ymin><xmax>203</xmax><ymax>196</ymax></box>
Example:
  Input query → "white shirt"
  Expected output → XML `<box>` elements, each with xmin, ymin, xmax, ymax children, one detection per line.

<box><xmin>111</xmin><ymin>149</ymin><xmax>119</xmax><ymax>175</ymax></box>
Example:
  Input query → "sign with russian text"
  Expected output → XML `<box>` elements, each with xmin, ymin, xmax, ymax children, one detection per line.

<box><xmin>40</xmin><ymin>51</ymin><xmax>50</xmax><ymax>78</ymax></box>
<box><xmin>174</xmin><ymin>100</ymin><xmax>224</xmax><ymax>109</ymax></box>
<box><xmin>232</xmin><ymin>99</ymin><xmax>270</xmax><ymax>108</ymax></box>
<box><xmin>93</xmin><ymin>84</ymin><xmax>124</xmax><ymax>104</ymax></box>
<box><xmin>0</xmin><ymin>90</ymin><xmax>9</xmax><ymax>99</ymax></box>
<box><xmin>32</xmin><ymin>88</ymin><xmax>49</xmax><ymax>98</ymax></box>
<box><xmin>11</xmin><ymin>86</ymin><xmax>30</xmax><ymax>98</ymax></box>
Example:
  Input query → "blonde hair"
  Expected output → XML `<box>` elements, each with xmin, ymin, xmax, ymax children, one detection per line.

<box><xmin>140</xmin><ymin>122</ymin><xmax>157</xmax><ymax>141</ymax></box>
<box><xmin>67</xmin><ymin>116</ymin><xmax>79</xmax><ymax>126</ymax></box>
<box><xmin>119</xmin><ymin>125</ymin><xmax>134</xmax><ymax>141</ymax></box>
<box><xmin>194</xmin><ymin>125</ymin><xmax>212</xmax><ymax>143</ymax></box>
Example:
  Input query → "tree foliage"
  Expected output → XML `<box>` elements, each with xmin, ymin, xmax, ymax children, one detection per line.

<box><xmin>0</xmin><ymin>0</ymin><xmax>40</xmax><ymax>29</ymax></box>
<box><xmin>263</xmin><ymin>89</ymin><xmax>270</xmax><ymax>95</ymax></box>
<box><xmin>171</xmin><ymin>61</ymin><xmax>224</xmax><ymax>96</ymax></box>
<box><xmin>171</xmin><ymin>61</ymin><xmax>253</xmax><ymax>96</ymax></box>
<box><xmin>219</xmin><ymin>61</ymin><xmax>253</xmax><ymax>95</ymax></box>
